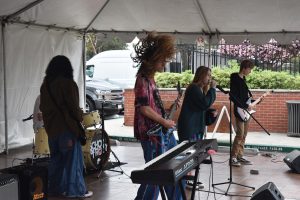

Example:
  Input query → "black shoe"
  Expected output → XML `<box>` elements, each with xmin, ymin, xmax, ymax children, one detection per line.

<box><xmin>237</xmin><ymin>157</ymin><xmax>253</xmax><ymax>165</ymax></box>
<box><xmin>186</xmin><ymin>180</ymin><xmax>204</xmax><ymax>190</ymax></box>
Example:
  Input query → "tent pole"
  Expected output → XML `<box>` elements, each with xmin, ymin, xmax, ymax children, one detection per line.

<box><xmin>82</xmin><ymin>33</ymin><xmax>87</xmax><ymax>109</ymax></box>
<box><xmin>208</xmin><ymin>35</ymin><xmax>212</xmax><ymax>68</ymax></box>
<box><xmin>6</xmin><ymin>0</ymin><xmax>45</xmax><ymax>20</ymax></box>
<box><xmin>84</xmin><ymin>0</ymin><xmax>110</xmax><ymax>32</ymax></box>
<box><xmin>1</xmin><ymin>21</ymin><xmax>8</xmax><ymax>154</ymax></box>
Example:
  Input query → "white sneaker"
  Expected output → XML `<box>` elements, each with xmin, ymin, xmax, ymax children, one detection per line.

<box><xmin>65</xmin><ymin>191</ymin><xmax>93</xmax><ymax>198</ymax></box>
<box><xmin>82</xmin><ymin>191</ymin><xmax>93</xmax><ymax>198</ymax></box>
<box><xmin>231</xmin><ymin>158</ymin><xmax>241</xmax><ymax>167</ymax></box>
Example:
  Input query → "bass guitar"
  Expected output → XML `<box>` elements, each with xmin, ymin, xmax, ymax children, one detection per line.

<box><xmin>146</xmin><ymin>82</ymin><xmax>183</xmax><ymax>136</ymax></box>
<box><xmin>237</xmin><ymin>90</ymin><xmax>273</xmax><ymax>121</ymax></box>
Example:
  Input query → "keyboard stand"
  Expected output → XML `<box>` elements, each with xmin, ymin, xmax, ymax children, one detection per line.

<box><xmin>159</xmin><ymin>163</ymin><xmax>200</xmax><ymax>200</ymax></box>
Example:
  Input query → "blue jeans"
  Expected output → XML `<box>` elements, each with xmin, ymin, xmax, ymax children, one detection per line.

<box><xmin>135</xmin><ymin>131</ymin><xmax>183</xmax><ymax>200</ymax></box>
<box><xmin>48</xmin><ymin>131</ymin><xmax>86</xmax><ymax>197</ymax></box>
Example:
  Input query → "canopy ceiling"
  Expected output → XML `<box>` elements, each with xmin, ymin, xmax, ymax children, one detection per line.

<box><xmin>1</xmin><ymin>0</ymin><xmax>300</xmax><ymax>152</ymax></box>
<box><xmin>1</xmin><ymin>0</ymin><xmax>300</xmax><ymax>44</ymax></box>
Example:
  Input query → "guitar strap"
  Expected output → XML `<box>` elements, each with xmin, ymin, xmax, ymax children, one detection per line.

<box><xmin>242</xmin><ymin>76</ymin><xmax>252</xmax><ymax>98</ymax></box>
<box><xmin>145</xmin><ymin>76</ymin><xmax>166</xmax><ymax>118</ymax></box>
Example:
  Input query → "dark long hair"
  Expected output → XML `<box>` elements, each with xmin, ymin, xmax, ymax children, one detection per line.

<box><xmin>133</xmin><ymin>32</ymin><xmax>176</xmax><ymax>77</ymax></box>
<box><xmin>44</xmin><ymin>55</ymin><xmax>74</xmax><ymax>82</ymax></box>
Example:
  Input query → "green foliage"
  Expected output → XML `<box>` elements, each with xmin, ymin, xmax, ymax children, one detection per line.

<box><xmin>155</xmin><ymin>70</ymin><xmax>194</xmax><ymax>88</ymax></box>
<box><xmin>155</xmin><ymin>72</ymin><xmax>181</xmax><ymax>88</ymax></box>
<box><xmin>85</xmin><ymin>33</ymin><xmax>127</xmax><ymax>60</ymax></box>
<box><xmin>100</xmin><ymin>37</ymin><xmax>127</xmax><ymax>52</ymax></box>
<box><xmin>155</xmin><ymin>60</ymin><xmax>300</xmax><ymax>89</ymax></box>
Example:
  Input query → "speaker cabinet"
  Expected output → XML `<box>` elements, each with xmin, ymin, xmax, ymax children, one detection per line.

<box><xmin>1</xmin><ymin>164</ymin><xmax>48</xmax><ymax>200</ymax></box>
<box><xmin>0</xmin><ymin>174</ymin><xmax>19</xmax><ymax>200</ymax></box>
<box><xmin>251</xmin><ymin>182</ymin><xmax>284</xmax><ymax>200</ymax></box>
<box><xmin>283</xmin><ymin>150</ymin><xmax>300</xmax><ymax>173</ymax></box>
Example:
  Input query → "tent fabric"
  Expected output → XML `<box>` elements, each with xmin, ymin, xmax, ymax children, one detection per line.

<box><xmin>1</xmin><ymin>0</ymin><xmax>300</xmax><ymax>151</ymax></box>
<box><xmin>0</xmin><ymin>24</ymin><xmax>83</xmax><ymax>150</ymax></box>
<box><xmin>2</xmin><ymin>0</ymin><xmax>300</xmax><ymax>44</ymax></box>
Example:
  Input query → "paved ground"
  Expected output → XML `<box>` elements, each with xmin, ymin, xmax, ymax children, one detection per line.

<box><xmin>1</xmin><ymin>115</ymin><xmax>300</xmax><ymax>200</ymax></box>
<box><xmin>104</xmin><ymin>115</ymin><xmax>300</xmax><ymax>152</ymax></box>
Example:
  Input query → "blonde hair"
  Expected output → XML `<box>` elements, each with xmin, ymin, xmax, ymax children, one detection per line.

<box><xmin>133</xmin><ymin>32</ymin><xmax>176</xmax><ymax>77</ymax></box>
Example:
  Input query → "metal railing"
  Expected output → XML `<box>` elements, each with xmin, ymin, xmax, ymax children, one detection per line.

<box><xmin>174</xmin><ymin>42</ymin><xmax>300</xmax><ymax>75</ymax></box>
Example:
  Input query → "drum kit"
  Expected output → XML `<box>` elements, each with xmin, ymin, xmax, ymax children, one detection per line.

<box><xmin>33</xmin><ymin>110</ymin><xmax>111</xmax><ymax>171</ymax></box>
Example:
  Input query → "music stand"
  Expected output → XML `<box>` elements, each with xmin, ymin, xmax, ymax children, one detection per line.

<box><xmin>212</xmin><ymin>88</ymin><xmax>265</xmax><ymax>196</ymax></box>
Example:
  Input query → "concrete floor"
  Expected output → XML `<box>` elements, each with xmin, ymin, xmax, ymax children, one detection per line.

<box><xmin>1</xmin><ymin>141</ymin><xmax>300</xmax><ymax>200</ymax></box>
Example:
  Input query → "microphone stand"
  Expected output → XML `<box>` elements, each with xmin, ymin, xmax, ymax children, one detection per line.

<box><xmin>212</xmin><ymin>87</ymin><xmax>269</xmax><ymax>196</ymax></box>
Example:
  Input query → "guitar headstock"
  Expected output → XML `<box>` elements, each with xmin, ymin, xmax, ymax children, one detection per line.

<box><xmin>264</xmin><ymin>90</ymin><xmax>274</xmax><ymax>96</ymax></box>
<box><xmin>177</xmin><ymin>81</ymin><xmax>183</xmax><ymax>97</ymax></box>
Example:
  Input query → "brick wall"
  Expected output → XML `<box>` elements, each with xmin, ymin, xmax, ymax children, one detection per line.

<box><xmin>124</xmin><ymin>89</ymin><xmax>300</xmax><ymax>133</ymax></box>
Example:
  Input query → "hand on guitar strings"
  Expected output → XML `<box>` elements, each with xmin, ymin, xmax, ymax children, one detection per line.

<box><xmin>162</xmin><ymin>118</ymin><xmax>176</xmax><ymax>129</ymax></box>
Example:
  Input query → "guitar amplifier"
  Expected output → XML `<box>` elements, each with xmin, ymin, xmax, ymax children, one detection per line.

<box><xmin>0</xmin><ymin>173</ymin><xmax>19</xmax><ymax>200</ymax></box>
<box><xmin>1</xmin><ymin>163</ymin><xmax>48</xmax><ymax>200</ymax></box>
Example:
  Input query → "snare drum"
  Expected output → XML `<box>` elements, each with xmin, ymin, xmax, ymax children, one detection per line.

<box><xmin>82</xmin><ymin>128</ymin><xmax>111</xmax><ymax>170</ymax></box>
<box><xmin>82</xmin><ymin>111</ymin><xmax>101</xmax><ymax>128</ymax></box>
<box><xmin>34</xmin><ymin>128</ymin><xmax>50</xmax><ymax>155</ymax></box>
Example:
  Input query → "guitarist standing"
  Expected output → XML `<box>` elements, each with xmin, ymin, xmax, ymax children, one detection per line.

<box><xmin>132</xmin><ymin>32</ymin><xmax>182</xmax><ymax>200</ymax></box>
<box><xmin>230</xmin><ymin>59</ymin><xmax>255</xmax><ymax>167</ymax></box>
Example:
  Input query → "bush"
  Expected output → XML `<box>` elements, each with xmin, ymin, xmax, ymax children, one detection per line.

<box><xmin>155</xmin><ymin>60</ymin><xmax>300</xmax><ymax>89</ymax></box>
<box><xmin>155</xmin><ymin>70</ymin><xmax>193</xmax><ymax>88</ymax></box>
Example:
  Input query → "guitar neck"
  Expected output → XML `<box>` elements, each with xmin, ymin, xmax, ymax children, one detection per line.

<box><xmin>250</xmin><ymin>91</ymin><xmax>272</xmax><ymax>107</ymax></box>
<box><xmin>168</xmin><ymin>102</ymin><xmax>177</xmax><ymax>119</ymax></box>
<box><xmin>251</xmin><ymin>97</ymin><xmax>262</xmax><ymax>107</ymax></box>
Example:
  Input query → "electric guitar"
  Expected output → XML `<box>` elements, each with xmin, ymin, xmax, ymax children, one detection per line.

<box><xmin>237</xmin><ymin>90</ymin><xmax>274</xmax><ymax>121</ymax></box>
<box><xmin>146</xmin><ymin>82</ymin><xmax>183</xmax><ymax>136</ymax></box>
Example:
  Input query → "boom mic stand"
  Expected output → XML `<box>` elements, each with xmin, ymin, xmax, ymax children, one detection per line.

<box><xmin>212</xmin><ymin>86</ymin><xmax>271</xmax><ymax>196</ymax></box>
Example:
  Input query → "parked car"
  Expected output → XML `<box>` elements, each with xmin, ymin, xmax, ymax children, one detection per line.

<box><xmin>85</xmin><ymin>78</ymin><xmax>123</xmax><ymax>116</ymax></box>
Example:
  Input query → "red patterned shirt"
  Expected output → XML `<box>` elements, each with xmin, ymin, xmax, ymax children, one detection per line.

<box><xmin>134</xmin><ymin>75</ymin><xmax>164</xmax><ymax>141</ymax></box>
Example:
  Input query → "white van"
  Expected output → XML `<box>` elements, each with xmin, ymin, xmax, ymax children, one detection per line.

<box><xmin>86</xmin><ymin>50</ymin><xmax>138</xmax><ymax>89</ymax></box>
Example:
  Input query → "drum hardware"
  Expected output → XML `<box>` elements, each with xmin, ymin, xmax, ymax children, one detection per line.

<box><xmin>82</xmin><ymin>128</ymin><xmax>111</xmax><ymax>171</ymax></box>
<box><xmin>96</xmin><ymin>100</ymin><xmax>125</xmax><ymax>178</ymax></box>
<box><xmin>82</xmin><ymin>111</ymin><xmax>101</xmax><ymax>128</ymax></box>
<box><xmin>33</xmin><ymin>128</ymin><xmax>50</xmax><ymax>156</ymax></box>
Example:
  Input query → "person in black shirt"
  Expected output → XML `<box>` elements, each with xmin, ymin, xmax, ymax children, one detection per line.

<box><xmin>230</xmin><ymin>60</ymin><xmax>254</xmax><ymax>167</ymax></box>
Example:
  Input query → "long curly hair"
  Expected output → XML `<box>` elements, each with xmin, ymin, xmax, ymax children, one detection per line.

<box><xmin>191</xmin><ymin>66</ymin><xmax>211</xmax><ymax>94</ymax></box>
<box><xmin>44</xmin><ymin>55</ymin><xmax>74</xmax><ymax>82</ymax></box>
<box><xmin>133</xmin><ymin>32</ymin><xmax>176</xmax><ymax>77</ymax></box>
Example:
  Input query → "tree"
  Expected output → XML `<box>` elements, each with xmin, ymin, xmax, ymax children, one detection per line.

<box><xmin>217</xmin><ymin>38</ymin><xmax>300</xmax><ymax>73</ymax></box>
<box><xmin>85</xmin><ymin>33</ymin><xmax>127</xmax><ymax>60</ymax></box>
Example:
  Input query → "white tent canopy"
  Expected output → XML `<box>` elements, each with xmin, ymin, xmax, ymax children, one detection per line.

<box><xmin>1</xmin><ymin>0</ymin><xmax>300</xmax><ymax>152</ymax></box>
<box><xmin>2</xmin><ymin>0</ymin><xmax>300</xmax><ymax>43</ymax></box>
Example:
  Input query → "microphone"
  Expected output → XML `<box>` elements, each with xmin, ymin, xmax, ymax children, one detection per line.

<box><xmin>22</xmin><ymin>114</ymin><xmax>33</xmax><ymax>122</ymax></box>
<box><xmin>216</xmin><ymin>85</ymin><xmax>229</xmax><ymax>94</ymax></box>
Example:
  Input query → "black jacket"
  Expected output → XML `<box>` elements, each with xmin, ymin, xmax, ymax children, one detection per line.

<box><xmin>230</xmin><ymin>73</ymin><xmax>252</xmax><ymax>121</ymax></box>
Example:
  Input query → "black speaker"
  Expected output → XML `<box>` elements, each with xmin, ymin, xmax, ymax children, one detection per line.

<box><xmin>1</xmin><ymin>164</ymin><xmax>48</xmax><ymax>200</ymax></box>
<box><xmin>251</xmin><ymin>182</ymin><xmax>284</xmax><ymax>200</ymax></box>
<box><xmin>0</xmin><ymin>173</ymin><xmax>19</xmax><ymax>200</ymax></box>
<box><xmin>283</xmin><ymin>150</ymin><xmax>300</xmax><ymax>173</ymax></box>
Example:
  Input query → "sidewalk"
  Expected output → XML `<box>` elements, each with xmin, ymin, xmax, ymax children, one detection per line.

<box><xmin>105</xmin><ymin>115</ymin><xmax>300</xmax><ymax>153</ymax></box>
